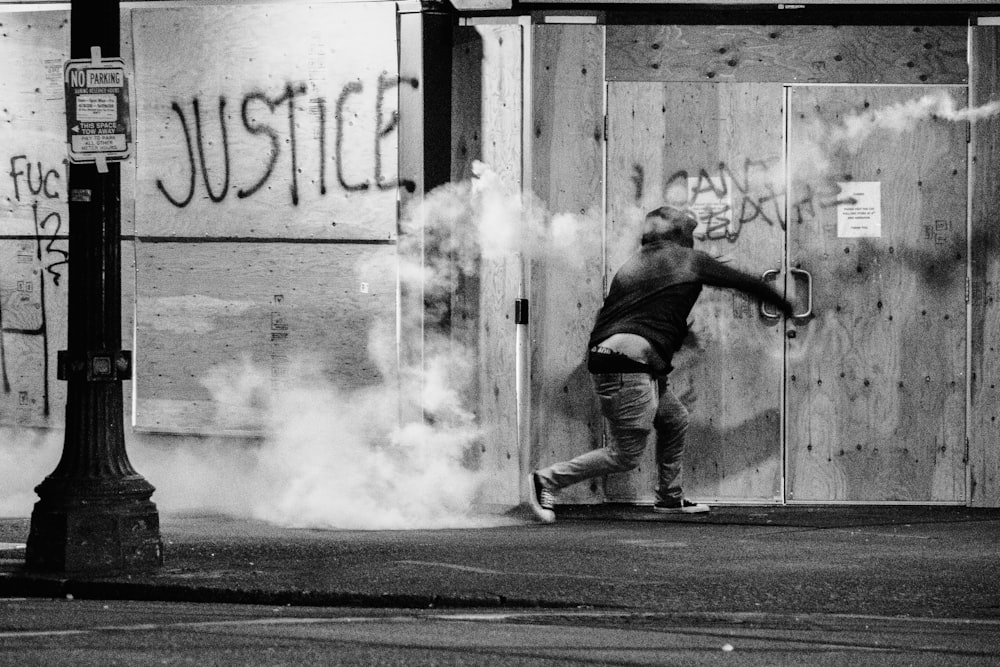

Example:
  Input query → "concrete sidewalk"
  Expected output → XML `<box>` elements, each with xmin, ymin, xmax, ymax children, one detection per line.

<box><xmin>1</xmin><ymin>505</ymin><xmax>999</xmax><ymax>619</ymax></box>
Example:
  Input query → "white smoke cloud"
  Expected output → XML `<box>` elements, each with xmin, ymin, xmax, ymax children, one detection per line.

<box><xmin>832</xmin><ymin>90</ymin><xmax>1000</xmax><ymax>146</ymax></box>
<box><xmin>189</xmin><ymin>354</ymin><xmax>491</xmax><ymax>530</ymax></box>
<box><xmin>0</xmin><ymin>427</ymin><xmax>61</xmax><ymax>518</ymax></box>
<box><xmin>155</xmin><ymin>161</ymin><xmax>541</xmax><ymax>530</ymax></box>
<box><xmin>2</xmin><ymin>162</ymin><xmax>597</xmax><ymax>530</ymax></box>
<box><xmin>792</xmin><ymin>90</ymin><xmax>1000</xmax><ymax>185</ymax></box>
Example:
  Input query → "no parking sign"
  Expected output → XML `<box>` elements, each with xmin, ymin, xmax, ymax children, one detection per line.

<box><xmin>64</xmin><ymin>47</ymin><xmax>131</xmax><ymax>170</ymax></box>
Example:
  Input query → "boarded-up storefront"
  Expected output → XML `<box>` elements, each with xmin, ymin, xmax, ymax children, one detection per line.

<box><xmin>522</xmin><ymin>14</ymin><xmax>1000</xmax><ymax>507</ymax></box>
<box><xmin>1</xmin><ymin>2</ymin><xmax>400</xmax><ymax>436</ymax></box>
<box><xmin>0</xmin><ymin>0</ymin><xmax>523</xmax><ymax>511</ymax></box>
<box><xmin>3</xmin><ymin>0</ymin><xmax>1000</xmax><ymax>511</ymax></box>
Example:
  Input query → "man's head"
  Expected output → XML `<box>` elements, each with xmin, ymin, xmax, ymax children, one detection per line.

<box><xmin>641</xmin><ymin>206</ymin><xmax>698</xmax><ymax>248</ymax></box>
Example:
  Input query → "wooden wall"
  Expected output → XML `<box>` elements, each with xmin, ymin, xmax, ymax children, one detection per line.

<box><xmin>1</xmin><ymin>10</ymin><xmax>71</xmax><ymax>427</ymax></box>
<box><xmin>529</xmin><ymin>25</ymin><xmax>606</xmax><ymax>503</ymax></box>
<box><xmin>786</xmin><ymin>86</ymin><xmax>967</xmax><ymax>502</ymax></box>
<box><xmin>0</xmin><ymin>3</ymin><xmax>399</xmax><ymax>435</ymax></box>
<box><xmin>969</xmin><ymin>26</ymin><xmax>1000</xmax><ymax>507</ymax></box>
<box><xmin>530</xmin><ymin>22</ymin><xmax>984</xmax><ymax>505</ymax></box>
<box><xmin>6</xmin><ymin>7</ymin><xmax>1000</xmax><ymax>506</ymax></box>
<box><xmin>451</xmin><ymin>23</ymin><xmax>523</xmax><ymax>505</ymax></box>
<box><xmin>128</xmin><ymin>3</ymin><xmax>399</xmax><ymax>432</ymax></box>
<box><xmin>131</xmin><ymin>4</ymin><xmax>397</xmax><ymax>241</ymax></box>
<box><xmin>607</xmin><ymin>25</ymin><xmax>968</xmax><ymax>83</ymax></box>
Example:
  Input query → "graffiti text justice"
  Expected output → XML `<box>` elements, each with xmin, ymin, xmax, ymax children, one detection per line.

<box><xmin>155</xmin><ymin>75</ymin><xmax>414</xmax><ymax>209</ymax></box>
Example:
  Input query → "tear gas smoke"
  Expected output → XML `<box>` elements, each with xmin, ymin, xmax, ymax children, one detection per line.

<box><xmin>0</xmin><ymin>427</ymin><xmax>61</xmax><ymax>518</ymax></box>
<box><xmin>0</xmin><ymin>162</ymin><xmax>600</xmax><ymax>530</ymax></box>
<box><xmin>831</xmin><ymin>90</ymin><xmax>1000</xmax><ymax>146</ymax></box>
<box><xmin>792</xmin><ymin>90</ymin><xmax>1000</xmax><ymax>185</ymax></box>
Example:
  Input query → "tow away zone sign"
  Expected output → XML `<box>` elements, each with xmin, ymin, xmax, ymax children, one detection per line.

<box><xmin>65</xmin><ymin>49</ymin><xmax>131</xmax><ymax>169</ymax></box>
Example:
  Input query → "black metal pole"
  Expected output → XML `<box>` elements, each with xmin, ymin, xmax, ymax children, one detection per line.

<box><xmin>25</xmin><ymin>0</ymin><xmax>161</xmax><ymax>572</ymax></box>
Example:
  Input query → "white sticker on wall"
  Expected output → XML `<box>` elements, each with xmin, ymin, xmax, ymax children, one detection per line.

<box><xmin>837</xmin><ymin>182</ymin><xmax>882</xmax><ymax>238</ymax></box>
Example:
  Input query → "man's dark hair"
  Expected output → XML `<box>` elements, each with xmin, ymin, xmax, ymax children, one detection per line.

<box><xmin>641</xmin><ymin>205</ymin><xmax>698</xmax><ymax>247</ymax></box>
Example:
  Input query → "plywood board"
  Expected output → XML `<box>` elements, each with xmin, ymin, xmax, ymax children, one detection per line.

<box><xmin>133</xmin><ymin>241</ymin><xmax>396</xmax><ymax>433</ymax></box>
<box><xmin>0</xmin><ymin>10</ymin><xmax>69</xmax><ymax>238</ymax></box>
<box><xmin>607</xmin><ymin>25</ymin><xmax>967</xmax><ymax>84</ymax></box>
<box><xmin>969</xmin><ymin>27</ymin><xmax>1000</xmax><ymax>507</ymax></box>
<box><xmin>451</xmin><ymin>27</ymin><xmax>484</xmax><ymax>184</ymax></box>
<box><xmin>0</xmin><ymin>239</ymin><xmax>135</xmax><ymax>428</ymax></box>
<box><xmin>1</xmin><ymin>10</ymin><xmax>141</xmax><ymax>429</ymax></box>
<box><xmin>471</xmin><ymin>253</ymin><xmax>521</xmax><ymax>506</ymax></box>
<box><xmin>0</xmin><ymin>237</ymin><xmax>65</xmax><ymax>426</ymax></box>
<box><xmin>605</xmin><ymin>82</ymin><xmax>786</xmax><ymax>503</ymax></box>
<box><xmin>786</xmin><ymin>86</ymin><xmax>967</xmax><ymax>502</ymax></box>
<box><xmin>131</xmin><ymin>3</ymin><xmax>398</xmax><ymax>240</ymax></box>
<box><xmin>450</xmin><ymin>24</ymin><xmax>523</xmax><ymax>506</ymax></box>
<box><xmin>2</xmin><ymin>10</ymin><xmax>97</xmax><ymax>426</ymax></box>
<box><xmin>529</xmin><ymin>25</ymin><xmax>605</xmax><ymax>504</ymax></box>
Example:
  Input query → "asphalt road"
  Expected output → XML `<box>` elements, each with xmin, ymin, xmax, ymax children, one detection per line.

<box><xmin>2</xmin><ymin>507</ymin><xmax>999</xmax><ymax>665</ymax></box>
<box><xmin>4</xmin><ymin>507</ymin><xmax>1000</xmax><ymax>616</ymax></box>
<box><xmin>2</xmin><ymin>599</ymin><xmax>999</xmax><ymax>666</ymax></box>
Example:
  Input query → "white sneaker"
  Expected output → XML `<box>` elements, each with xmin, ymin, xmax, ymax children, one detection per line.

<box><xmin>527</xmin><ymin>472</ymin><xmax>556</xmax><ymax>523</ymax></box>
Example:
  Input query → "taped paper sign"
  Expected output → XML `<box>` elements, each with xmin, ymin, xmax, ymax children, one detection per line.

<box><xmin>837</xmin><ymin>181</ymin><xmax>882</xmax><ymax>238</ymax></box>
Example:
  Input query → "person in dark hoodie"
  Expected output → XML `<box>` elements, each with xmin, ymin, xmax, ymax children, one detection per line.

<box><xmin>528</xmin><ymin>205</ymin><xmax>795</xmax><ymax>523</ymax></box>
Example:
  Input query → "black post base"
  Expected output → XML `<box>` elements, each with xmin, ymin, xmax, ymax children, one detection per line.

<box><xmin>26</xmin><ymin>485</ymin><xmax>163</xmax><ymax>573</ymax></box>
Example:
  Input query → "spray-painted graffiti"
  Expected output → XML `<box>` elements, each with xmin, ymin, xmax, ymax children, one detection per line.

<box><xmin>156</xmin><ymin>74</ymin><xmax>414</xmax><ymax>209</ymax></box>
<box><xmin>645</xmin><ymin>158</ymin><xmax>854</xmax><ymax>242</ymax></box>
<box><xmin>1</xmin><ymin>155</ymin><xmax>68</xmax><ymax>418</ymax></box>
<box><xmin>8</xmin><ymin>157</ymin><xmax>62</xmax><ymax>202</ymax></box>
<box><xmin>787</xmin><ymin>181</ymin><xmax>854</xmax><ymax>230</ymax></box>
<box><xmin>665</xmin><ymin>158</ymin><xmax>785</xmax><ymax>239</ymax></box>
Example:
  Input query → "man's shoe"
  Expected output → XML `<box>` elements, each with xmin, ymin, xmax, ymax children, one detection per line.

<box><xmin>527</xmin><ymin>472</ymin><xmax>556</xmax><ymax>523</ymax></box>
<box><xmin>653</xmin><ymin>498</ymin><xmax>710</xmax><ymax>514</ymax></box>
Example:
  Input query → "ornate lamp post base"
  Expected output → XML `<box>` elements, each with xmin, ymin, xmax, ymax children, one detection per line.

<box><xmin>26</xmin><ymin>367</ymin><xmax>163</xmax><ymax>573</ymax></box>
<box><xmin>27</xmin><ymin>481</ymin><xmax>162</xmax><ymax>573</ymax></box>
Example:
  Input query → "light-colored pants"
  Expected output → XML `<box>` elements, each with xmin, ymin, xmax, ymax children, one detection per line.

<box><xmin>536</xmin><ymin>372</ymin><xmax>689</xmax><ymax>503</ymax></box>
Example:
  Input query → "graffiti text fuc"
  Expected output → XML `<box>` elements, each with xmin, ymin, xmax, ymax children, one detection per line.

<box><xmin>156</xmin><ymin>74</ymin><xmax>413</xmax><ymax>208</ymax></box>
<box><xmin>9</xmin><ymin>156</ymin><xmax>62</xmax><ymax>202</ymax></box>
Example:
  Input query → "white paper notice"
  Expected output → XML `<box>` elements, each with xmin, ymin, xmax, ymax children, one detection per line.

<box><xmin>837</xmin><ymin>182</ymin><xmax>882</xmax><ymax>238</ymax></box>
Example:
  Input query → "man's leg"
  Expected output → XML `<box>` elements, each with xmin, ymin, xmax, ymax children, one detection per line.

<box><xmin>653</xmin><ymin>379</ymin><xmax>688</xmax><ymax>503</ymax></box>
<box><xmin>653</xmin><ymin>379</ymin><xmax>708</xmax><ymax>513</ymax></box>
<box><xmin>532</xmin><ymin>373</ymin><xmax>656</xmax><ymax>515</ymax></box>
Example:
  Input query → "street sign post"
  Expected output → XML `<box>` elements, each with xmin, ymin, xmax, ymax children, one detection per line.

<box><xmin>64</xmin><ymin>47</ymin><xmax>131</xmax><ymax>171</ymax></box>
<box><xmin>28</xmin><ymin>1</ymin><xmax>161</xmax><ymax>574</ymax></box>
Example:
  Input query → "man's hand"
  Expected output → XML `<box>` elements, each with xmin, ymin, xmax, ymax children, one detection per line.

<box><xmin>781</xmin><ymin>300</ymin><xmax>795</xmax><ymax>318</ymax></box>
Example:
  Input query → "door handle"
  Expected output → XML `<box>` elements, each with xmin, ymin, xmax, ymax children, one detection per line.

<box><xmin>760</xmin><ymin>269</ymin><xmax>781</xmax><ymax>318</ymax></box>
<box><xmin>790</xmin><ymin>268</ymin><xmax>813</xmax><ymax>318</ymax></box>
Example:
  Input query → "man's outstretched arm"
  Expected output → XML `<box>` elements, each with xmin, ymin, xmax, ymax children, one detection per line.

<box><xmin>693</xmin><ymin>252</ymin><xmax>795</xmax><ymax>317</ymax></box>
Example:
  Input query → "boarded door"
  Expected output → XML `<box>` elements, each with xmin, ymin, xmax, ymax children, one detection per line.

<box><xmin>605</xmin><ymin>82</ymin><xmax>786</xmax><ymax>503</ymax></box>
<box><xmin>785</xmin><ymin>86</ymin><xmax>968</xmax><ymax>503</ymax></box>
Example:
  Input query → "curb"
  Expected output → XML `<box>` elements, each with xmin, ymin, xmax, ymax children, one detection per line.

<box><xmin>0</xmin><ymin>572</ymin><xmax>590</xmax><ymax>610</ymax></box>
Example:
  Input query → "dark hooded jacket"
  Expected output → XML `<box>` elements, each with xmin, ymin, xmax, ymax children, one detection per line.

<box><xmin>588</xmin><ymin>240</ymin><xmax>792</xmax><ymax>370</ymax></box>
